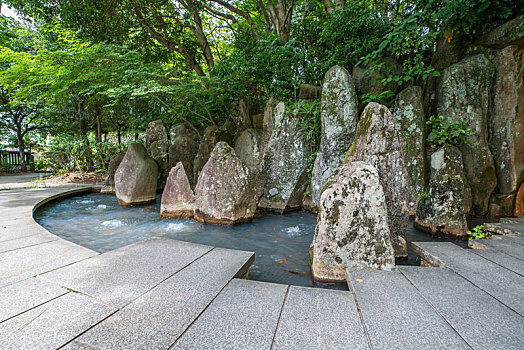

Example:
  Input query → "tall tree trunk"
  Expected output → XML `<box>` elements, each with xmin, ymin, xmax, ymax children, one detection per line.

<box><xmin>79</xmin><ymin>118</ymin><xmax>94</xmax><ymax>171</ymax></box>
<box><xmin>16</xmin><ymin>131</ymin><xmax>27</xmax><ymax>172</ymax></box>
<box><xmin>96</xmin><ymin>116</ymin><xmax>102</xmax><ymax>143</ymax></box>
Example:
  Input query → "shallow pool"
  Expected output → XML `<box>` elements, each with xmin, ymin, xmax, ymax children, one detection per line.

<box><xmin>34</xmin><ymin>192</ymin><xmax>464</xmax><ymax>288</ymax></box>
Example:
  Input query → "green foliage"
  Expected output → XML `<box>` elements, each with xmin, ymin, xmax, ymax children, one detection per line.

<box><xmin>467</xmin><ymin>225</ymin><xmax>491</xmax><ymax>240</ymax></box>
<box><xmin>417</xmin><ymin>192</ymin><xmax>428</xmax><ymax>204</ymax></box>
<box><xmin>360</xmin><ymin>90</ymin><xmax>395</xmax><ymax>105</ymax></box>
<box><xmin>426</xmin><ymin>116</ymin><xmax>474</xmax><ymax>148</ymax></box>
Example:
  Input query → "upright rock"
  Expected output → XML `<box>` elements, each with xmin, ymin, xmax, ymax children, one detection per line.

<box><xmin>437</xmin><ymin>54</ymin><xmax>497</xmax><ymax>215</ymax></box>
<box><xmin>259</xmin><ymin>103</ymin><xmax>312</xmax><ymax>213</ymax></box>
<box><xmin>311</xmin><ymin>65</ymin><xmax>359</xmax><ymax>208</ymax></box>
<box><xmin>234</xmin><ymin>128</ymin><xmax>262</xmax><ymax>171</ymax></box>
<box><xmin>415</xmin><ymin>145</ymin><xmax>468</xmax><ymax>237</ymax></box>
<box><xmin>345</xmin><ymin>103</ymin><xmax>409</xmax><ymax>257</ymax></box>
<box><xmin>490</xmin><ymin>46</ymin><xmax>524</xmax><ymax>195</ymax></box>
<box><xmin>170</xmin><ymin>124</ymin><xmax>188</xmax><ymax>142</ymax></box>
<box><xmin>193</xmin><ymin>122</ymin><xmax>234</xmax><ymax>184</ymax></box>
<box><xmin>311</xmin><ymin>162</ymin><xmax>395</xmax><ymax>282</ymax></box>
<box><xmin>194</xmin><ymin>142</ymin><xmax>260</xmax><ymax>224</ymax></box>
<box><xmin>101</xmin><ymin>151</ymin><xmax>125</xmax><ymax>194</ymax></box>
<box><xmin>168</xmin><ymin>135</ymin><xmax>199</xmax><ymax>187</ymax></box>
<box><xmin>259</xmin><ymin>97</ymin><xmax>278</xmax><ymax>162</ymax></box>
<box><xmin>145</xmin><ymin>119</ymin><xmax>169</xmax><ymax>188</ymax></box>
<box><xmin>393</xmin><ymin>86</ymin><xmax>426</xmax><ymax>214</ymax></box>
<box><xmin>160</xmin><ymin>162</ymin><xmax>195</xmax><ymax>218</ymax></box>
<box><xmin>115</xmin><ymin>143</ymin><xmax>158</xmax><ymax>207</ymax></box>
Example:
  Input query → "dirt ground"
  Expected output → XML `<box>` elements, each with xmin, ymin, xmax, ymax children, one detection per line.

<box><xmin>43</xmin><ymin>171</ymin><xmax>105</xmax><ymax>185</ymax></box>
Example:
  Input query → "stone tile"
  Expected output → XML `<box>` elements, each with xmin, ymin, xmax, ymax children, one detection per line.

<box><xmin>272</xmin><ymin>285</ymin><xmax>368</xmax><ymax>350</ymax></box>
<box><xmin>39</xmin><ymin>238</ymin><xmax>212</xmax><ymax>308</ymax></box>
<box><xmin>475</xmin><ymin>238</ymin><xmax>524</xmax><ymax>260</ymax></box>
<box><xmin>473</xmin><ymin>249</ymin><xmax>524</xmax><ymax>276</ymax></box>
<box><xmin>0</xmin><ymin>234</ymin><xmax>55</xmax><ymax>253</ymax></box>
<box><xmin>412</xmin><ymin>242</ymin><xmax>524</xmax><ymax>315</ymax></box>
<box><xmin>172</xmin><ymin>279</ymin><xmax>288</xmax><ymax>350</ymax></box>
<box><xmin>347</xmin><ymin>268</ymin><xmax>469</xmax><ymax>349</ymax></box>
<box><xmin>0</xmin><ymin>239</ymin><xmax>97</xmax><ymax>287</ymax></box>
<box><xmin>485</xmin><ymin>222</ymin><xmax>524</xmax><ymax>236</ymax></box>
<box><xmin>69</xmin><ymin>247</ymin><xmax>254</xmax><ymax>349</ymax></box>
<box><xmin>0</xmin><ymin>277</ymin><xmax>68</xmax><ymax>322</ymax></box>
<box><xmin>400</xmin><ymin>266</ymin><xmax>524</xmax><ymax>350</ymax></box>
<box><xmin>0</xmin><ymin>292</ymin><xmax>116</xmax><ymax>349</ymax></box>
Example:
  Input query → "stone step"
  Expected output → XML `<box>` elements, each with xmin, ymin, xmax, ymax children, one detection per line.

<box><xmin>0</xmin><ymin>292</ymin><xmax>116</xmax><ymax>349</ymax></box>
<box><xmin>485</xmin><ymin>222</ymin><xmax>524</xmax><ymax>236</ymax></box>
<box><xmin>0</xmin><ymin>234</ymin><xmax>55</xmax><ymax>254</ymax></box>
<box><xmin>272</xmin><ymin>286</ymin><xmax>368</xmax><ymax>350</ymax></box>
<box><xmin>346</xmin><ymin>268</ymin><xmax>469</xmax><ymax>349</ymax></box>
<box><xmin>65</xmin><ymin>247</ymin><xmax>254</xmax><ymax>349</ymax></box>
<box><xmin>400</xmin><ymin>266</ymin><xmax>524</xmax><ymax>350</ymax></box>
<box><xmin>472</xmin><ymin>249</ymin><xmax>524</xmax><ymax>276</ymax></box>
<box><xmin>469</xmin><ymin>237</ymin><xmax>524</xmax><ymax>260</ymax></box>
<box><xmin>172</xmin><ymin>279</ymin><xmax>288</xmax><ymax>350</ymax></box>
<box><xmin>38</xmin><ymin>238</ymin><xmax>212</xmax><ymax>308</ymax></box>
<box><xmin>412</xmin><ymin>242</ymin><xmax>524</xmax><ymax>315</ymax></box>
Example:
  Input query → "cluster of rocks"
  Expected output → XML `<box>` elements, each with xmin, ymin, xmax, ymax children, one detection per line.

<box><xmin>103</xmin><ymin>17</ymin><xmax>523</xmax><ymax>282</ymax></box>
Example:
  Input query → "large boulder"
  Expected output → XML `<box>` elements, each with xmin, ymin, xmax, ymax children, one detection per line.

<box><xmin>168</xmin><ymin>135</ymin><xmax>199</xmax><ymax>188</ymax></box>
<box><xmin>194</xmin><ymin>142</ymin><xmax>261</xmax><ymax>224</ymax></box>
<box><xmin>234</xmin><ymin>128</ymin><xmax>262</xmax><ymax>171</ymax></box>
<box><xmin>193</xmin><ymin>122</ymin><xmax>235</xmax><ymax>184</ymax></box>
<box><xmin>352</xmin><ymin>57</ymin><xmax>403</xmax><ymax>98</ymax></box>
<box><xmin>259</xmin><ymin>97</ymin><xmax>278</xmax><ymax>162</ymax></box>
<box><xmin>160</xmin><ymin>162</ymin><xmax>195</xmax><ymax>218</ymax></box>
<box><xmin>393</xmin><ymin>86</ymin><xmax>426</xmax><ymax>214</ymax></box>
<box><xmin>311</xmin><ymin>162</ymin><xmax>395</xmax><ymax>282</ymax></box>
<box><xmin>311</xmin><ymin>65</ymin><xmax>359</xmax><ymax>208</ymax></box>
<box><xmin>490</xmin><ymin>46</ymin><xmax>524</xmax><ymax>195</ymax></box>
<box><xmin>475</xmin><ymin>15</ymin><xmax>524</xmax><ymax>48</ymax></box>
<box><xmin>145</xmin><ymin>119</ymin><xmax>169</xmax><ymax>188</ymax></box>
<box><xmin>100</xmin><ymin>151</ymin><xmax>125</xmax><ymax>194</ymax></box>
<box><xmin>345</xmin><ymin>103</ymin><xmax>409</xmax><ymax>258</ymax></box>
<box><xmin>259</xmin><ymin>103</ymin><xmax>312</xmax><ymax>213</ymax></box>
<box><xmin>437</xmin><ymin>54</ymin><xmax>497</xmax><ymax>215</ymax></box>
<box><xmin>415</xmin><ymin>145</ymin><xmax>468</xmax><ymax>237</ymax></box>
<box><xmin>170</xmin><ymin>124</ymin><xmax>189</xmax><ymax>142</ymax></box>
<box><xmin>115</xmin><ymin>143</ymin><xmax>158</xmax><ymax>207</ymax></box>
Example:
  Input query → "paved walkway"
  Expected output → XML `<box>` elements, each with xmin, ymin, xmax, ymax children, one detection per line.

<box><xmin>0</xmin><ymin>172</ymin><xmax>53</xmax><ymax>190</ymax></box>
<box><xmin>0</xmin><ymin>183</ymin><xmax>523</xmax><ymax>349</ymax></box>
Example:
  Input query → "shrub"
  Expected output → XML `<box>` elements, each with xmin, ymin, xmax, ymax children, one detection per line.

<box><xmin>468</xmin><ymin>225</ymin><xmax>491</xmax><ymax>239</ymax></box>
<box><xmin>426</xmin><ymin>115</ymin><xmax>473</xmax><ymax>148</ymax></box>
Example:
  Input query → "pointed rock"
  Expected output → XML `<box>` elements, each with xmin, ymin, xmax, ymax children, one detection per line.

<box><xmin>115</xmin><ymin>143</ymin><xmax>158</xmax><ymax>207</ymax></box>
<box><xmin>311</xmin><ymin>162</ymin><xmax>395</xmax><ymax>282</ymax></box>
<box><xmin>161</xmin><ymin>162</ymin><xmax>195</xmax><ymax>218</ymax></box>
<box><xmin>194</xmin><ymin>142</ymin><xmax>261</xmax><ymax>224</ymax></box>
<box><xmin>168</xmin><ymin>135</ymin><xmax>199</xmax><ymax>188</ymax></box>
<box><xmin>234</xmin><ymin>128</ymin><xmax>262</xmax><ymax>171</ymax></box>
<box><xmin>145</xmin><ymin>119</ymin><xmax>169</xmax><ymax>188</ymax></box>
<box><xmin>311</xmin><ymin>65</ymin><xmax>359</xmax><ymax>208</ymax></box>
<box><xmin>101</xmin><ymin>151</ymin><xmax>125</xmax><ymax>194</ymax></box>
<box><xmin>415</xmin><ymin>145</ymin><xmax>468</xmax><ymax>237</ymax></box>
<box><xmin>345</xmin><ymin>102</ymin><xmax>409</xmax><ymax>258</ymax></box>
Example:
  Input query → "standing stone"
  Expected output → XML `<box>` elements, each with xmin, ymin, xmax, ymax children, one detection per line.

<box><xmin>168</xmin><ymin>135</ymin><xmax>199</xmax><ymax>188</ymax></box>
<box><xmin>194</xmin><ymin>142</ymin><xmax>260</xmax><ymax>224</ymax></box>
<box><xmin>490</xmin><ymin>46</ymin><xmax>524</xmax><ymax>195</ymax></box>
<box><xmin>145</xmin><ymin>119</ymin><xmax>169</xmax><ymax>188</ymax></box>
<box><xmin>311</xmin><ymin>162</ymin><xmax>395</xmax><ymax>282</ymax></box>
<box><xmin>170</xmin><ymin>124</ymin><xmax>188</xmax><ymax>142</ymax></box>
<box><xmin>437</xmin><ymin>54</ymin><xmax>497</xmax><ymax>215</ymax></box>
<box><xmin>160</xmin><ymin>162</ymin><xmax>195</xmax><ymax>218</ymax></box>
<box><xmin>311</xmin><ymin>65</ymin><xmax>359</xmax><ymax>208</ymax></box>
<box><xmin>259</xmin><ymin>103</ymin><xmax>312</xmax><ymax>213</ymax></box>
<box><xmin>345</xmin><ymin>102</ymin><xmax>409</xmax><ymax>258</ymax></box>
<box><xmin>415</xmin><ymin>145</ymin><xmax>468</xmax><ymax>237</ymax></box>
<box><xmin>193</xmin><ymin>122</ymin><xmax>235</xmax><ymax>184</ymax></box>
<box><xmin>393</xmin><ymin>86</ymin><xmax>426</xmax><ymax>214</ymax></box>
<box><xmin>101</xmin><ymin>151</ymin><xmax>125</xmax><ymax>194</ymax></box>
<box><xmin>259</xmin><ymin>97</ymin><xmax>277</xmax><ymax>162</ymax></box>
<box><xmin>234</xmin><ymin>128</ymin><xmax>262</xmax><ymax>171</ymax></box>
<box><xmin>115</xmin><ymin>143</ymin><xmax>158</xmax><ymax>207</ymax></box>
<box><xmin>475</xmin><ymin>15</ymin><xmax>524</xmax><ymax>48</ymax></box>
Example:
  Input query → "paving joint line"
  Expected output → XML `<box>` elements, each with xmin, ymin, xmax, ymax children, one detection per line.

<box><xmin>471</xmin><ymin>250</ymin><xmax>524</xmax><ymax>277</ymax></box>
<box><xmin>346</xmin><ymin>273</ymin><xmax>373</xmax><ymax>350</ymax></box>
<box><xmin>270</xmin><ymin>284</ymin><xmax>291</xmax><ymax>349</ymax></box>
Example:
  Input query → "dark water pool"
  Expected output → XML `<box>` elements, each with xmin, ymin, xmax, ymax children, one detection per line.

<box><xmin>34</xmin><ymin>192</ymin><xmax>466</xmax><ymax>288</ymax></box>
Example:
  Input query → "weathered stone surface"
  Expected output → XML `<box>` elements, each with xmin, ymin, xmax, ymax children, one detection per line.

<box><xmin>415</xmin><ymin>145</ymin><xmax>468</xmax><ymax>237</ymax></box>
<box><xmin>311</xmin><ymin>162</ymin><xmax>395</xmax><ymax>282</ymax></box>
<box><xmin>393</xmin><ymin>86</ymin><xmax>426</xmax><ymax>214</ymax></box>
<box><xmin>490</xmin><ymin>46</ymin><xmax>524</xmax><ymax>195</ymax></box>
<box><xmin>476</xmin><ymin>15</ymin><xmax>524</xmax><ymax>48</ymax></box>
<box><xmin>311</xmin><ymin>65</ymin><xmax>359</xmax><ymax>208</ymax></box>
<box><xmin>100</xmin><ymin>151</ymin><xmax>125</xmax><ymax>194</ymax></box>
<box><xmin>437</xmin><ymin>54</ymin><xmax>497</xmax><ymax>215</ymax></box>
<box><xmin>234</xmin><ymin>128</ymin><xmax>262</xmax><ymax>171</ymax></box>
<box><xmin>160</xmin><ymin>163</ymin><xmax>195</xmax><ymax>218</ymax></box>
<box><xmin>193</xmin><ymin>122</ymin><xmax>235</xmax><ymax>184</ymax></box>
<box><xmin>489</xmin><ymin>193</ymin><xmax>516</xmax><ymax>217</ymax></box>
<box><xmin>251</xmin><ymin>113</ymin><xmax>264</xmax><ymax>130</ymax></box>
<box><xmin>145</xmin><ymin>119</ymin><xmax>169</xmax><ymax>188</ymax></box>
<box><xmin>259</xmin><ymin>103</ymin><xmax>312</xmax><ymax>213</ymax></box>
<box><xmin>352</xmin><ymin>58</ymin><xmax>403</xmax><ymax>97</ymax></box>
<box><xmin>168</xmin><ymin>135</ymin><xmax>198</xmax><ymax>187</ymax></box>
<box><xmin>115</xmin><ymin>143</ymin><xmax>158</xmax><ymax>207</ymax></box>
<box><xmin>170</xmin><ymin>123</ymin><xmax>188</xmax><ymax>141</ymax></box>
<box><xmin>297</xmin><ymin>84</ymin><xmax>322</xmax><ymax>100</ymax></box>
<box><xmin>236</xmin><ymin>98</ymin><xmax>254</xmax><ymax>132</ymax></box>
<box><xmin>195</xmin><ymin>142</ymin><xmax>260</xmax><ymax>224</ymax></box>
<box><xmin>259</xmin><ymin>97</ymin><xmax>277</xmax><ymax>162</ymax></box>
<box><xmin>345</xmin><ymin>102</ymin><xmax>409</xmax><ymax>257</ymax></box>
